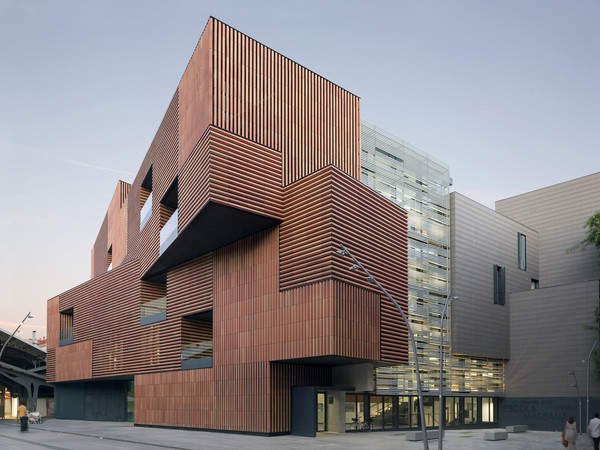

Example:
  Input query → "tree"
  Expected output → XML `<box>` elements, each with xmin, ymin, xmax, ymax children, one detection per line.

<box><xmin>569</xmin><ymin>210</ymin><xmax>600</xmax><ymax>261</ymax></box>
<box><xmin>572</xmin><ymin>211</ymin><xmax>600</xmax><ymax>380</ymax></box>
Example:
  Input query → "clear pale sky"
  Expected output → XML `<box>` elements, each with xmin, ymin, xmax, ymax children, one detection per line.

<box><xmin>1</xmin><ymin>0</ymin><xmax>599</xmax><ymax>336</ymax></box>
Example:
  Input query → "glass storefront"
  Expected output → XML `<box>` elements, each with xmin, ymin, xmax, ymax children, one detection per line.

<box><xmin>345</xmin><ymin>393</ymin><xmax>497</xmax><ymax>431</ymax></box>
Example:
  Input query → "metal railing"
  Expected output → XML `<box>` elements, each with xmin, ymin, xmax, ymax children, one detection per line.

<box><xmin>140</xmin><ymin>192</ymin><xmax>153</xmax><ymax>231</ymax></box>
<box><xmin>160</xmin><ymin>209</ymin><xmax>178</xmax><ymax>254</ymax></box>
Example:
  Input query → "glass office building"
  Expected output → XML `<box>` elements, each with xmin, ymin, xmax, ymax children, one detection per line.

<box><xmin>359</xmin><ymin>121</ymin><xmax>504</xmax><ymax>428</ymax></box>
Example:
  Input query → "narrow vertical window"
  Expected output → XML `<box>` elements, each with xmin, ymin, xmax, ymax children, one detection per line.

<box><xmin>518</xmin><ymin>232</ymin><xmax>526</xmax><ymax>270</ymax></box>
<box><xmin>493</xmin><ymin>264</ymin><xmax>505</xmax><ymax>306</ymax></box>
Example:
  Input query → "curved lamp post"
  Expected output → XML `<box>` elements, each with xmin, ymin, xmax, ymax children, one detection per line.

<box><xmin>336</xmin><ymin>244</ymin><xmax>430</xmax><ymax>450</ymax></box>
<box><xmin>438</xmin><ymin>295</ymin><xmax>458</xmax><ymax>450</ymax></box>
<box><xmin>0</xmin><ymin>311</ymin><xmax>34</xmax><ymax>361</ymax></box>
<box><xmin>568</xmin><ymin>370</ymin><xmax>582</xmax><ymax>434</ymax></box>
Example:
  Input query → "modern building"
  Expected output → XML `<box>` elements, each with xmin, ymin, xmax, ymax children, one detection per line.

<box><xmin>46</xmin><ymin>17</ymin><xmax>409</xmax><ymax>435</ymax></box>
<box><xmin>46</xmin><ymin>16</ymin><xmax>600</xmax><ymax>435</ymax></box>
<box><xmin>451</xmin><ymin>172</ymin><xmax>600</xmax><ymax>430</ymax></box>
<box><xmin>360</xmin><ymin>123</ymin><xmax>501</xmax><ymax>428</ymax></box>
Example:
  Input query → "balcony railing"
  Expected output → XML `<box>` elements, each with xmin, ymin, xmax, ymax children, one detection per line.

<box><xmin>181</xmin><ymin>340</ymin><xmax>213</xmax><ymax>369</ymax></box>
<box><xmin>140</xmin><ymin>192</ymin><xmax>153</xmax><ymax>231</ymax></box>
<box><xmin>160</xmin><ymin>208</ymin><xmax>178</xmax><ymax>255</ymax></box>
<box><xmin>140</xmin><ymin>296</ymin><xmax>167</xmax><ymax>326</ymax></box>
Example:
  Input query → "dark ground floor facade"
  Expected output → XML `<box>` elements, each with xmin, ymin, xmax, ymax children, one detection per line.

<box><xmin>53</xmin><ymin>378</ymin><xmax>600</xmax><ymax>436</ymax></box>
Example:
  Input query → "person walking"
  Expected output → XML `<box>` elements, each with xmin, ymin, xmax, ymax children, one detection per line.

<box><xmin>16</xmin><ymin>403</ymin><xmax>27</xmax><ymax>423</ymax></box>
<box><xmin>565</xmin><ymin>415</ymin><xmax>578</xmax><ymax>450</ymax></box>
<box><xmin>588</xmin><ymin>412</ymin><xmax>600</xmax><ymax>450</ymax></box>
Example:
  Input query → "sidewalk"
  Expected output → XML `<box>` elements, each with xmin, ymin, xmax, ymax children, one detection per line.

<box><xmin>0</xmin><ymin>419</ymin><xmax>594</xmax><ymax>449</ymax></box>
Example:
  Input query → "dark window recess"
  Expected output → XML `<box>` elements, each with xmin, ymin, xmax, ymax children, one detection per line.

<box><xmin>518</xmin><ymin>233</ymin><xmax>527</xmax><ymax>270</ymax></box>
<box><xmin>140</xmin><ymin>281</ymin><xmax>167</xmax><ymax>326</ymax></box>
<box><xmin>181</xmin><ymin>311</ymin><xmax>213</xmax><ymax>370</ymax></box>
<box><xmin>59</xmin><ymin>308</ymin><xmax>74</xmax><ymax>346</ymax></box>
<box><xmin>493</xmin><ymin>265</ymin><xmax>506</xmax><ymax>305</ymax></box>
<box><xmin>107</xmin><ymin>245</ymin><xmax>113</xmax><ymax>271</ymax></box>
<box><xmin>531</xmin><ymin>279</ymin><xmax>540</xmax><ymax>290</ymax></box>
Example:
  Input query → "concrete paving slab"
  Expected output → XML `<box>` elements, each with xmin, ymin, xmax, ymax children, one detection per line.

<box><xmin>0</xmin><ymin>419</ymin><xmax>594</xmax><ymax>449</ymax></box>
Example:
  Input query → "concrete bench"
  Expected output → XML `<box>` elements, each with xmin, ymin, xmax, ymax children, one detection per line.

<box><xmin>484</xmin><ymin>430</ymin><xmax>508</xmax><ymax>441</ymax></box>
<box><xmin>406</xmin><ymin>430</ymin><xmax>444</xmax><ymax>441</ymax></box>
<box><xmin>506</xmin><ymin>425</ymin><xmax>528</xmax><ymax>433</ymax></box>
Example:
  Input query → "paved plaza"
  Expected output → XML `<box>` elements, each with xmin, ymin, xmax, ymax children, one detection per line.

<box><xmin>0</xmin><ymin>419</ymin><xmax>594</xmax><ymax>449</ymax></box>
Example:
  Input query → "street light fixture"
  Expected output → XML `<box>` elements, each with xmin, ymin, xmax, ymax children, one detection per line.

<box><xmin>568</xmin><ymin>371</ymin><xmax>582</xmax><ymax>434</ymax></box>
<box><xmin>336</xmin><ymin>244</ymin><xmax>430</xmax><ymax>450</ymax></box>
<box><xmin>438</xmin><ymin>295</ymin><xmax>458</xmax><ymax>450</ymax></box>
<box><xmin>0</xmin><ymin>312</ymin><xmax>34</xmax><ymax>361</ymax></box>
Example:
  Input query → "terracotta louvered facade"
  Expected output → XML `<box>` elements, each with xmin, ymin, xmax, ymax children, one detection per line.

<box><xmin>47</xmin><ymin>17</ymin><xmax>408</xmax><ymax>434</ymax></box>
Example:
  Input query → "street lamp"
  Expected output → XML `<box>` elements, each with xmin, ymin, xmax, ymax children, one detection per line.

<box><xmin>336</xmin><ymin>244</ymin><xmax>430</xmax><ymax>450</ymax></box>
<box><xmin>568</xmin><ymin>371</ymin><xmax>582</xmax><ymax>434</ymax></box>
<box><xmin>0</xmin><ymin>312</ymin><xmax>34</xmax><ymax>361</ymax></box>
<box><xmin>438</xmin><ymin>295</ymin><xmax>458</xmax><ymax>450</ymax></box>
<box><xmin>586</xmin><ymin>340</ymin><xmax>599</xmax><ymax>429</ymax></box>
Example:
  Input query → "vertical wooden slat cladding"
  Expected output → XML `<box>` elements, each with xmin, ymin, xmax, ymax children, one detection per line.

<box><xmin>280</xmin><ymin>165</ymin><xmax>409</xmax><ymax>363</ymax></box>
<box><xmin>213</xmin><ymin>228</ymin><xmax>279</xmax><ymax>366</ymax></box>
<box><xmin>178</xmin><ymin>126</ymin><xmax>282</xmax><ymax>232</ymax></box>
<box><xmin>47</xmin><ymin>296</ymin><xmax>60</xmax><ymax>349</ymax></box>
<box><xmin>269</xmin><ymin>363</ymin><xmax>331</xmax><ymax>434</ymax></box>
<box><xmin>135</xmin><ymin>369</ymin><xmax>214</xmax><ymax>428</ymax></box>
<box><xmin>179</xmin><ymin>20</ymin><xmax>212</xmax><ymax>169</ymax></box>
<box><xmin>211</xmin><ymin>18</ymin><xmax>360</xmax><ymax>186</ymax></box>
<box><xmin>55</xmin><ymin>340</ymin><xmax>92</xmax><ymax>382</ymax></box>
<box><xmin>278</xmin><ymin>280</ymin><xmax>381</xmax><ymax>361</ymax></box>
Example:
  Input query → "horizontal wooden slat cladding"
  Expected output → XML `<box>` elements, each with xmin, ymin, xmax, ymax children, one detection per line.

<box><xmin>139</xmin><ymin>209</ymin><xmax>160</xmax><ymax>276</ymax></box>
<box><xmin>46</xmin><ymin>348</ymin><xmax>56</xmax><ymax>383</ymax></box>
<box><xmin>152</xmin><ymin>92</ymin><xmax>179</xmax><ymax>205</ymax></box>
<box><xmin>58</xmin><ymin>259</ymin><xmax>179</xmax><ymax>378</ymax></box>
<box><xmin>179</xmin><ymin>19</ymin><xmax>212</xmax><ymax>169</ymax></box>
<box><xmin>167</xmin><ymin>254</ymin><xmax>213</xmax><ymax>317</ymax></box>
<box><xmin>208</xmin><ymin>127</ymin><xmax>282</xmax><ymax>218</ymax></box>
<box><xmin>280</xmin><ymin>165</ymin><xmax>409</xmax><ymax>363</ymax></box>
<box><xmin>178</xmin><ymin>126</ymin><xmax>282</xmax><ymax>233</ymax></box>
<box><xmin>91</xmin><ymin>214</ymin><xmax>108</xmax><ymax>278</ymax></box>
<box><xmin>269</xmin><ymin>362</ymin><xmax>331</xmax><ymax>434</ymax></box>
<box><xmin>211</xmin><ymin>18</ymin><xmax>361</xmax><ymax>186</ymax></box>
<box><xmin>55</xmin><ymin>340</ymin><xmax>92</xmax><ymax>382</ymax></box>
<box><xmin>107</xmin><ymin>180</ymin><xmax>130</xmax><ymax>271</ymax></box>
<box><xmin>178</xmin><ymin>129</ymin><xmax>212</xmax><ymax>231</ymax></box>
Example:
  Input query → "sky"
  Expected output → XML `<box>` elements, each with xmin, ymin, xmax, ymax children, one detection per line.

<box><xmin>1</xmin><ymin>0</ymin><xmax>599</xmax><ymax>336</ymax></box>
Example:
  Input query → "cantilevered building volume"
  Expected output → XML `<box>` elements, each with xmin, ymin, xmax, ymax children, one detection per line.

<box><xmin>47</xmin><ymin>16</ymin><xmax>599</xmax><ymax>435</ymax></box>
<box><xmin>46</xmin><ymin>17</ymin><xmax>410</xmax><ymax>435</ymax></box>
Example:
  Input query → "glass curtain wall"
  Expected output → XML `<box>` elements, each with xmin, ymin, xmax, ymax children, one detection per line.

<box><xmin>360</xmin><ymin>121</ymin><xmax>505</xmax><ymax>399</ymax></box>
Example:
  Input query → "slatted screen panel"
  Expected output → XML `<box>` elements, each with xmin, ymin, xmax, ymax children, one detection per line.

<box><xmin>210</xmin><ymin>18</ymin><xmax>361</xmax><ymax>186</ymax></box>
<box><xmin>280</xmin><ymin>165</ymin><xmax>409</xmax><ymax>363</ymax></box>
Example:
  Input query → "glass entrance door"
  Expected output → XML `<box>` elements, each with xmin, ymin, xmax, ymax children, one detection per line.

<box><xmin>317</xmin><ymin>392</ymin><xmax>327</xmax><ymax>432</ymax></box>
